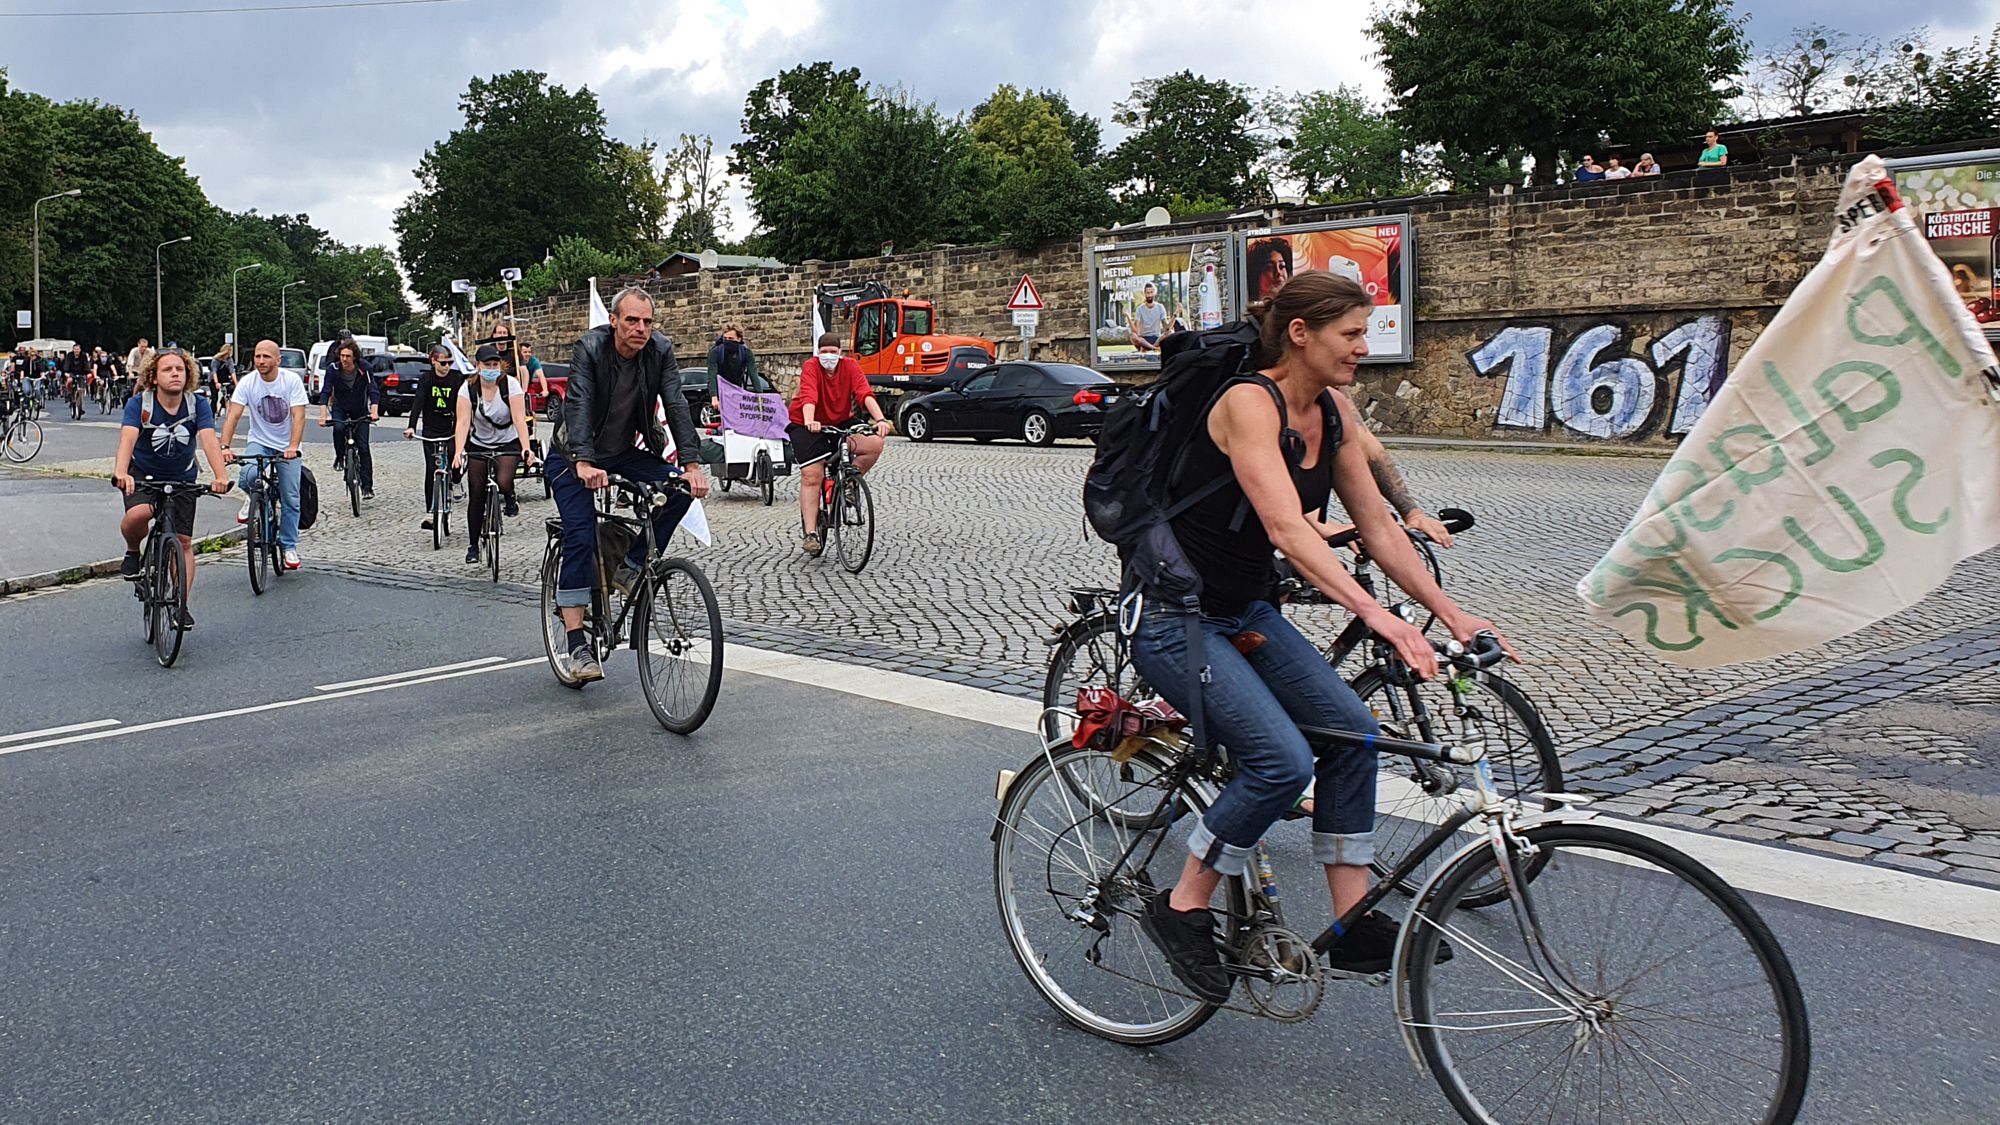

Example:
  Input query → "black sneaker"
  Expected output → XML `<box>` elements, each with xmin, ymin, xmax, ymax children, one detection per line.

<box><xmin>174</xmin><ymin>606</ymin><xmax>195</xmax><ymax>631</ymax></box>
<box><xmin>119</xmin><ymin>551</ymin><xmax>142</xmax><ymax>579</ymax></box>
<box><xmin>362</xmin><ymin>488</ymin><xmax>375</xmax><ymax>501</ymax></box>
<box><xmin>421</xmin><ymin>517</ymin><xmax>434</xmax><ymax>530</ymax></box>
<box><xmin>465</xmin><ymin>543</ymin><xmax>480</xmax><ymax>564</ymax></box>
<box><xmin>1324</xmin><ymin>910</ymin><xmax>1453</xmax><ymax>974</ymax></box>
<box><xmin>503</xmin><ymin>495</ymin><xmax>519</xmax><ymax>518</ymax></box>
<box><xmin>1138</xmin><ymin>893</ymin><xmax>1233</xmax><ymax>1003</ymax></box>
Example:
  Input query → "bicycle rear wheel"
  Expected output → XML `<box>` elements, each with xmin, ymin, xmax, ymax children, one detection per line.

<box><xmin>247</xmin><ymin>500</ymin><xmax>269</xmax><ymax>596</ymax></box>
<box><xmin>431</xmin><ymin>475</ymin><xmax>446</xmax><ymax>550</ymax></box>
<box><xmin>633</xmin><ymin>558</ymin><xmax>724</xmax><ymax>734</ymax></box>
<box><xmin>3</xmin><ymin>419</ymin><xmax>43</xmax><ymax>462</ymax></box>
<box><xmin>486</xmin><ymin>502</ymin><xmax>502</xmax><ymax>583</ymax></box>
<box><xmin>834</xmin><ymin>473</ymin><xmax>874</xmax><ymax>573</ymax></box>
<box><xmin>994</xmin><ymin>742</ymin><xmax>1235</xmax><ymax>1046</ymax></box>
<box><xmin>153</xmin><ymin>543</ymin><xmax>186</xmax><ymax>667</ymax></box>
<box><xmin>1405</xmin><ymin>822</ymin><xmax>1810</xmax><ymax>1125</ymax></box>
<box><xmin>1352</xmin><ymin>666</ymin><xmax>1560</xmax><ymax>907</ymax></box>
<box><xmin>348</xmin><ymin>465</ymin><xmax>362</xmax><ymax>518</ymax></box>
<box><xmin>540</xmin><ymin>538</ymin><xmax>582</xmax><ymax>689</ymax></box>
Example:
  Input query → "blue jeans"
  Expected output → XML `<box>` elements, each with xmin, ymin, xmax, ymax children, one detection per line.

<box><xmin>1130</xmin><ymin>599</ymin><xmax>1379</xmax><ymax>877</ymax></box>
<box><xmin>237</xmin><ymin>442</ymin><xmax>302</xmax><ymax>550</ymax></box>
<box><xmin>545</xmin><ymin>446</ymin><xmax>690</xmax><ymax>609</ymax></box>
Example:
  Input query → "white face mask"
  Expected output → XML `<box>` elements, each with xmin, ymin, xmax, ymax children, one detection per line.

<box><xmin>817</xmin><ymin>352</ymin><xmax>841</xmax><ymax>370</ymax></box>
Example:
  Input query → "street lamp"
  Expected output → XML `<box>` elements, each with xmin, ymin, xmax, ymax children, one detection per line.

<box><xmin>32</xmin><ymin>189</ymin><xmax>82</xmax><ymax>340</ymax></box>
<box><xmin>344</xmin><ymin>302</ymin><xmax>362</xmax><ymax>331</ymax></box>
<box><xmin>316</xmin><ymin>295</ymin><xmax>337</xmax><ymax>342</ymax></box>
<box><xmin>281</xmin><ymin>279</ymin><xmax>308</xmax><ymax>349</ymax></box>
<box><xmin>383</xmin><ymin>315</ymin><xmax>402</xmax><ymax>346</ymax></box>
<box><xmin>367</xmin><ymin>310</ymin><xmax>384</xmax><ymax>337</ymax></box>
<box><xmin>232</xmin><ymin>263</ymin><xmax>262</xmax><ymax>360</ymax></box>
<box><xmin>155</xmin><ymin>236</ymin><xmax>192</xmax><ymax>346</ymax></box>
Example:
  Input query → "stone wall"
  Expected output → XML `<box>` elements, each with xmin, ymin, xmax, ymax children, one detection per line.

<box><xmin>502</xmin><ymin>159</ymin><xmax>1877</xmax><ymax>442</ymax></box>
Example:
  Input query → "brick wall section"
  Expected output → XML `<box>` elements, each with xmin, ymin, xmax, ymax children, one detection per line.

<box><xmin>503</xmin><ymin>161</ymin><xmax>1860</xmax><ymax>439</ymax></box>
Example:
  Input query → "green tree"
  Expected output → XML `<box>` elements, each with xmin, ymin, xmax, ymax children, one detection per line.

<box><xmin>1033</xmin><ymin>88</ymin><xmax>1104</xmax><ymax>167</ymax></box>
<box><xmin>972</xmin><ymin>85</ymin><xmax>1078</xmax><ymax>172</ymax></box>
<box><xmin>1742</xmin><ymin>24</ymin><xmax>1887</xmax><ymax>117</ymax></box>
<box><xmin>607</xmin><ymin>138</ymin><xmax>671</xmax><ymax>248</ymax></box>
<box><xmin>473</xmin><ymin>234</ymin><xmax>640</xmax><ymax>305</ymax></box>
<box><xmin>1371</xmin><ymin>0</ymin><xmax>1747</xmax><ymax>183</ymax></box>
<box><xmin>729</xmin><ymin>61</ymin><xmax>866</xmax><ymax>175</ymax></box>
<box><xmin>395</xmin><ymin>71</ymin><xmax>634</xmax><ymax>309</ymax></box>
<box><xmin>970</xmin><ymin>85</ymin><xmax>1113</xmax><ymax>247</ymax></box>
<box><xmin>1875</xmin><ymin>29</ymin><xmax>2000</xmax><ymax>145</ymax></box>
<box><xmin>1108</xmin><ymin>71</ymin><xmax>1265</xmax><ymax>206</ymax></box>
<box><xmin>0</xmin><ymin>70</ymin><xmax>57</xmax><ymax>315</ymax></box>
<box><xmin>1272</xmin><ymin>87</ymin><xmax>1419</xmax><ymax>201</ymax></box>
<box><xmin>661</xmin><ymin>133</ymin><xmax>730</xmax><ymax>250</ymax></box>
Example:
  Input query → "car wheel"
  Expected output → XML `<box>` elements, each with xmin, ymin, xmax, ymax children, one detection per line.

<box><xmin>543</xmin><ymin>395</ymin><xmax>562</xmax><ymax>422</ymax></box>
<box><xmin>904</xmin><ymin>408</ymin><xmax>933</xmax><ymax>442</ymax></box>
<box><xmin>1022</xmin><ymin>409</ymin><xmax>1055</xmax><ymax>447</ymax></box>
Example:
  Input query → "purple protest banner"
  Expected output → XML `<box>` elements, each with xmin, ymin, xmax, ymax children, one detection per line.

<box><xmin>716</xmin><ymin>376</ymin><xmax>792</xmax><ymax>441</ymax></box>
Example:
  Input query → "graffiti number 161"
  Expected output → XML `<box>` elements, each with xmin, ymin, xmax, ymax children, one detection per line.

<box><xmin>1470</xmin><ymin>316</ymin><xmax>1729</xmax><ymax>438</ymax></box>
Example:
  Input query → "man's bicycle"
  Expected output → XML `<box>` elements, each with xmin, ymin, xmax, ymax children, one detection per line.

<box><xmin>327</xmin><ymin>417</ymin><xmax>369</xmax><ymax>517</ymax></box>
<box><xmin>127</xmin><ymin>478</ymin><xmax>230</xmax><ymax>668</ymax></box>
<box><xmin>538</xmin><ymin>472</ymin><xmax>724</xmax><ymax>734</ymax></box>
<box><xmin>465</xmin><ymin>449</ymin><xmax>515</xmax><ymax>583</ymax></box>
<box><xmin>812</xmin><ymin>422</ymin><xmax>876</xmax><ymax>574</ymax></box>
<box><xmin>994</xmin><ymin>633</ymin><xmax>1810</xmax><ymax>1123</ymax></box>
<box><xmin>235</xmin><ymin>453</ymin><xmax>288</xmax><ymax>595</ymax></box>
<box><xmin>2</xmin><ymin>409</ymin><xmax>43</xmax><ymax>463</ymax></box>
<box><xmin>1042</xmin><ymin>510</ymin><xmax>1562</xmax><ymax>900</ymax></box>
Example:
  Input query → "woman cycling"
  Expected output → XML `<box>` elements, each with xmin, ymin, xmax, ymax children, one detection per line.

<box><xmin>1131</xmin><ymin>271</ymin><xmax>1517</xmax><ymax>1001</ymax></box>
<box><xmin>404</xmin><ymin>342</ymin><xmax>464</xmax><ymax>531</ymax></box>
<box><xmin>453</xmin><ymin>344</ymin><xmax>535</xmax><ymax>565</ymax></box>
<box><xmin>111</xmin><ymin>348</ymin><xmax>231</xmax><ymax>628</ymax></box>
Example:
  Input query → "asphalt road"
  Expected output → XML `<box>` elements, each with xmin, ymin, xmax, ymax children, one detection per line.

<box><xmin>1</xmin><ymin>570</ymin><xmax>1996</xmax><ymax>1123</ymax></box>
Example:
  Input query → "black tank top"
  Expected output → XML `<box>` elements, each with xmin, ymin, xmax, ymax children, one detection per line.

<box><xmin>1169</xmin><ymin>378</ymin><xmax>1341</xmax><ymax>615</ymax></box>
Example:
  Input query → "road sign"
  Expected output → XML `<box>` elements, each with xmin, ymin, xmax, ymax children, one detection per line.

<box><xmin>1011</xmin><ymin>309</ymin><xmax>1041</xmax><ymax>327</ymax></box>
<box><xmin>1006</xmin><ymin>275</ymin><xmax>1044</xmax><ymax>311</ymax></box>
<box><xmin>1019</xmin><ymin>321</ymin><xmax>1037</xmax><ymax>339</ymax></box>
<box><xmin>15</xmin><ymin>311</ymin><xmax>29</xmax><ymax>329</ymax></box>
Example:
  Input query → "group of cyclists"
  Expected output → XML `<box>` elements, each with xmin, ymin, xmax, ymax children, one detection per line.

<box><xmin>0</xmin><ymin>337</ymin><xmax>239</xmax><ymax>427</ymax></box>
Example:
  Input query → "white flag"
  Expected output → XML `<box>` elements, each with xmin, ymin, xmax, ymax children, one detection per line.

<box><xmin>588</xmin><ymin>277</ymin><xmax>610</xmax><ymax>330</ymax></box>
<box><xmin>811</xmin><ymin>301</ymin><xmax>827</xmax><ymax>352</ymax></box>
<box><xmin>439</xmin><ymin>333</ymin><xmax>476</xmax><ymax>375</ymax></box>
<box><xmin>1579</xmin><ymin>155</ymin><xmax>2000</xmax><ymax>668</ymax></box>
<box><xmin>649</xmin><ymin>411</ymin><xmax>713</xmax><ymax>547</ymax></box>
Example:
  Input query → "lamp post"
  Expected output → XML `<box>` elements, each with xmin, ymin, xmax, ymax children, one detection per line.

<box><xmin>280</xmin><ymin>279</ymin><xmax>308</xmax><ymax>349</ymax></box>
<box><xmin>344</xmin><ymin>303</ymin><xmax>362</xmax><ymax>332</ymax></box>
<box><xmin>383</xmin><ymin>315</ymin><xmax>402</xmax><ymax>346</ymax></box>
<box><xmin>155</xmin><ymin>236</ymin><xmax>192</xmax><ymax>346</ymax></box>
<box><xmin>232</xmin><ymin>263</ymin><xmax>262</xmax><ymax>360</ymax></box>
<box><xmin>367</xmin><ymin>310</ymin><xmax>384</xmax><ymax>337</ymax></box>
<box><xmin>32</xmin><ymin>189</ymin><xmax>82</xmax><ymax>340</ymax></box>
<box><xmin>316</xmin><ymin>295</ymin><xmax>337</xmax><ymax>342</ymax></box>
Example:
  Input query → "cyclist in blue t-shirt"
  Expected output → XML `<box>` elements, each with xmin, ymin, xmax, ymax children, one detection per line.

<box><xmin>112</xmin><ymin>348</ymin><xmax>232</xmax><ymax>627</ymax></box>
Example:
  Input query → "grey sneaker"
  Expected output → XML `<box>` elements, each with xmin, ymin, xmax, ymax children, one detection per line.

<box><xmin>569</xmin><ymin>645</ymin><xmax>604</xmax><ymax>683</ymax></box>
<box><xmin>802</xmin><ymin>532</ymin><xmax>823</xmax><ymax>558</ymax></box>
<box><xmin>609</xmin><ymin>563</ymin><xmax>640</xmax><ymax>598</ymax></box>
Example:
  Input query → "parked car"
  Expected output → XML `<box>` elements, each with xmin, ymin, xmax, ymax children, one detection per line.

<box><xmin>529</xmin><ymin>360</ymin><xmax>569</xmax><ymax>419</ymax></box>
<box><xmin>375</xmin><ymin>355</ymin><xmax>431</xmax><ymax>417</ymax></box>
<box><xmin>899</xmin><ymin>361</ymin><xmax>1121</xmax><ymax>446</ymax></box>
<box><xmin>277</xmin><ymin>347</ymin><xmax>310</xmax><ymax>389</ymax></box>
<box><xmin>678</xmin><ymin>366</ymin><xmax>716</xmax><ymax>426</ymax></box>
<box><xmin>875</xmin><ymin>344</ymin><xmax>991</xmax><ymax>424</ymax></box>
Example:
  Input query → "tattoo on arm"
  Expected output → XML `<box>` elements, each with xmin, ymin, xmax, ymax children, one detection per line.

<box><xmin>1369</xmin><ymin>451</ymin><xmax>1419</xmax><ymax>518</ymax></box>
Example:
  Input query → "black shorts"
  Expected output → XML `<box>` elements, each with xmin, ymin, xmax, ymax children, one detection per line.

<box><xmin>787</xmin><ymin>422</ymin><xmax>840</xmax><ymax>466</ymax></box>
<box><xmin>124</xmin><ymin>487</ymin><xmax>198</xmax><ymax>537</ymax></box>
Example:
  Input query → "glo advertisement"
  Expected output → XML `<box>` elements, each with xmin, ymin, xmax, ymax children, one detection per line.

<box><xmin>1889</xmin><ymin>150</ymin><xmax>2000</xmax><ymax>335</ymax></box>
<box><xmin>1240</xmin><ymin>216</ymin><xmax>1414</xmax><ymax>363</ymax></box>
<box><xmin>1088</xmin><ymin>236</ymin><xmax>1235</xmax><ymax>370</ymax></box>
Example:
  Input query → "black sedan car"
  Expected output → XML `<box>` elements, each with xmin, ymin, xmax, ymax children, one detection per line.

<box><xmin>899</xmin><ymin>361</ymin><xmax>1121</xmax><ymax>446</ymax></box>
<box><xmin>374</xmin><ymin>355</ymin><xmax>430</xmax><ymax>417</ymax></box>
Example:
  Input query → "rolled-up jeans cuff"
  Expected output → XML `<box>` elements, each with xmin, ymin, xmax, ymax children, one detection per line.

<box><xmin>1314</xmin><ymin>831</ymin><xmax>1374</xmax><ymax>868</ymax></box>
<box><xmin>1187</xmin><ymin>817</ymin><xmax>1253</xmax><ymax>878</ymax></box>
<box><xmin>556</xmin><ymin>586</ymin><xmax>592</xmax><ymax>608</ymax></box>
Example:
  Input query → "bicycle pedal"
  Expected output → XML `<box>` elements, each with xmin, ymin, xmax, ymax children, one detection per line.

<box><xmin>1324</xmin><ymin>968</ymin><xmax>1392</xmax><ymax>987</ymax></box>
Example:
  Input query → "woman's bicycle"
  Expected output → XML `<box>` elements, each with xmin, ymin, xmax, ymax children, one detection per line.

<box><xmin>417</xmin><ymin>435</ymin><xmax>453</xmax><ymax>550</ymax></box>
<box><xmin>994</xmin><ymin>632</ymin><xmax>1810</xmax><ymax>1123</ymax></box>
<box><xmin>465</xmin><ymin>448</ymin><xmax>515</xmax><ymax>583</ymax></box>
<box><xmin>2</xmin><ymin>409</ymin><xmax>43</xmax><ymax>463</ymax></box>
<box><xmin>812</xmin><ymin>422</ymin><xmax>876</xmax><ymax>574</ymax></box>
<box><xmin>538</xmin><ymin>471</ymin><xmax>725</xmax><ymax>734</ymax></box>
<box><xmin>127</xmin><ymin>478</ymin><xmax>230</xmax><ymax>668</ymax></box>
<box><xmin>1042</xmin><ymin>509</ymin><xmax>1562</xmax><ymax>901</ymax></box>
<box><xmin>235</xmin><ymin>453</ymin><xmax>288</xmax><ymax>595</ymax></box>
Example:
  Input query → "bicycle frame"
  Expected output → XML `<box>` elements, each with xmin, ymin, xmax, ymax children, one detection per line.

<box><xmin>550</xmin><ymin>472</ymin><xmax>688</xmax><ymax>655</ymax></box>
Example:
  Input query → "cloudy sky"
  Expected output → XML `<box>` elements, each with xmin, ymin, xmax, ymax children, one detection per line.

<box><xmin>5</xmin><ymin>0</ymin><xmax>1999</xmax><ymax>253</ymax></box>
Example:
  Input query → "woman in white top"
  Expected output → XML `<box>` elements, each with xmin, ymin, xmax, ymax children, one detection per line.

<box><xmin>453</xmin><ymin>344</ymin><xmax>536</xmax><ymax>564</ymax></box>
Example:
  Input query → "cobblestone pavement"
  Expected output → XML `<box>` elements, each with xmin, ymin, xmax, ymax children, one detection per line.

<box><xmin>26</xmin><ymin>434</ymin><xmax>2000</xmax><ymax>885</ymax></box>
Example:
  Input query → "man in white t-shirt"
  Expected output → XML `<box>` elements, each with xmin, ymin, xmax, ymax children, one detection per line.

<box><xmin>219</xmin><ymin>339</ymin><xmax>309</xmax><ymax>569</ymax></box>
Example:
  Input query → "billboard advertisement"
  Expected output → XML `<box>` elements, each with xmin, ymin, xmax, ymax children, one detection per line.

<box><xmin>1888</xmin><ymin>149</ymin><xmax>2000</xmax><ymax>338</ymax></box>
<box><xmin>1086</xmin><ymin>234</ymin><xmax>1237</xmax><ymax>371</ymax></box>
<box><xmin>1239</xmin><ymin>215</ymin><xmax>1414</xmax><ymax>363</ymax></box>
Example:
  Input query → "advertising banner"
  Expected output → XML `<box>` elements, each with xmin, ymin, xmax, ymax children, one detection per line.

<box><xmin>1240</xmin><ymin>216</ymin><xmax>1413</xmax><ymax>362</ymax></box>
<box><xmin>1087</xmin><ymin>235</ymin><xmax>1236</xmax><ymax>370</ymax></box>
<box><xmin>1888</xmin><ymin>150</ymin><xmax>2000</xmax><ymax>336</ymax></box>
<box><xmin>716</xmin><ymin>375</ymin><xmax>791</xmax><ymax>442</ymax></box>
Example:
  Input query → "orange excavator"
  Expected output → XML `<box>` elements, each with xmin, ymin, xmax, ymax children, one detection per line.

<box><xmin>814</xmin><ymin>282</ymin><xmax>996</xmax><ymax>421</ymax></box>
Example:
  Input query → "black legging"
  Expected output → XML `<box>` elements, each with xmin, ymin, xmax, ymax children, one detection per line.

<box><xmin>465</xmin><ymin>446</ymin><xmax>519</xmax><ymax>532</ymax></box>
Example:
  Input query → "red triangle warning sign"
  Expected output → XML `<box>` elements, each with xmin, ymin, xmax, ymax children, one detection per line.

<box><xmin>1006</xmin><ymin>275</ymin><xmax>1044</xmax><ymax>310</ymax></box>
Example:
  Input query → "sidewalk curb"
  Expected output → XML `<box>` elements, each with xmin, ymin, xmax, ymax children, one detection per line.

<box><xmin>1378</xmin><ymin>435</ymin><xmax>1675</xmax><ymax>459</ymax></box>
<box><xmin>0</xmin><ymin>526</ymin><xmax>249</xmax><ymax>597</ymax></box>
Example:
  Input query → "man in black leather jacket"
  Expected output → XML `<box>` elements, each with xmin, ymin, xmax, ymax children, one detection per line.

<box><xmin>544</xmin><ymin>286</ymin><xmax>712</xmax><ymax>683</ymax></box>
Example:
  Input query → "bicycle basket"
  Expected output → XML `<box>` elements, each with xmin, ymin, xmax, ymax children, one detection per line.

<box><xmin>595</xmin><ymin>519</ymin><xmax>637</xmax><ymax>590</ymax></box>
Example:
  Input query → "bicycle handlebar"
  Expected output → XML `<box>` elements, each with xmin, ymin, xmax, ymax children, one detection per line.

<box><xmin>127</xmin><ymin>478</ymin><xmax>233</xmax><ymax>496</ymax></box>
<box><xmin>604</xmin><ymin>471</ymin><xmax>689</xmax><ymax>509</ymax></box>
<box><xmin>1438</xmin><ymin>632</ymin><xmax>1506</xmax><ymax>670</ymax></box>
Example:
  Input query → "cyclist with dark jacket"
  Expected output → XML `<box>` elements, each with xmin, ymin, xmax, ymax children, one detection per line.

<box><xmin>318</xmin><ymin>340</ymin><xmax>379</xmax><ymax>499</ymax></box>
<box><xmin>404</xmin><ymin>342</ymin><xmax>465</xmax><ymax>530</ymax></box>
<box><xmin>544</xmin><ymin>286</ymin><xmax>711</xmax><ymax>683</ymax></box>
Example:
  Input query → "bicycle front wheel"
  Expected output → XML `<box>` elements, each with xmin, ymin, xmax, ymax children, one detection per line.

<box><xmin>835</xmin><ymin>474</ymin><xmax>874</xmax><ymax>573</ymax></box>
<box><xmin>633</xmin><ymin>558</ymin><xmax>724</xmax><ymax>734</ymax></box>
<box><xmin>540</xmin><ymin>538</ymin><xmax>582</xmax><ymax>689</ymax></box>
<box><xmin>348</xmin><ymin>468</ymin><xmax>362</xmax><ymax>518</ymax></box>
<box><xmin>432</xmin><ymin>478</ymin><xmax>445</xmax><ymax>550</ymax></box>
<box><xmin>1352</xmin><ymin>666</ymin><xmax>1561</xmax><ymax>907</ymax></box>
<box><xmin>2</xmin><ymin>419</ymin><xmax>42</xmax><ymax>462</ymax></box>
<box><xmin>247</xmin><ymin>500</ymin><xmax>269</xmax><ymax>596</ymax></box>
<box><xmin>1406</xmin><ymin>822</ymin><xmax>1809</xmax><ymax>1125</ymax></box>
<box><xmin>486</xmin><ymin>505</ymin><xmax>501</xmax><ymax>583</ymax></box>
<box><xmin>994</xmin><ymin>742</ymin><xmax>1234</xmax><ymax>1046</ymax></box>
<box><xmin>153</xmin><ymin>543</ymin><xmax>186</xmax><ymax>668</ymax></box>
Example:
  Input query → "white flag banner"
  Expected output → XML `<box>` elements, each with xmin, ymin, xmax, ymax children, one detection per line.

<box><xmin>811</xmin><ymin>302</ymin><xmax>827</xmax><ymax>351</ymax></box>
<box><xmin>588</xmin><ymin>276</ymin><xmax>610</xmax><ymax>330</ymax></box>
<box><xmin>649</xmin><ymin>411</ymin><xmax>713</xmax><ymax>547</ymax></box>
<box><xmin>439</xmin><ymin>333</ymin><xmax>476</xmax><ymax>375</ymax></box>
<box><xmin>1579</xmin><ymin>156</ymin><xmax>2000</xmax><ymax>668</ymax></box>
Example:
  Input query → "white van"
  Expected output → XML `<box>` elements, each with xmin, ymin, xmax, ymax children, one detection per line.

<box><xmin>305</xmin><ymin>335</ymin><xmax>388</xmax><ymax>394</ymax></box>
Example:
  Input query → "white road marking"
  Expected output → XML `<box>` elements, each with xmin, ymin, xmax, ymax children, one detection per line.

<box><xmin>0</xmin><ymin>718</ymin><xmax>120</xmax><ymax>745</ymax></box>
<box><xmin>315</xmin><ymin>656</ymin><xmax>503</xmax><ymax>692</ymax></box>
